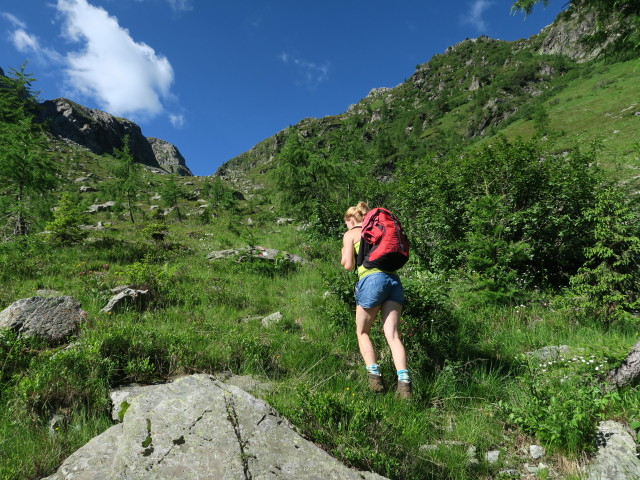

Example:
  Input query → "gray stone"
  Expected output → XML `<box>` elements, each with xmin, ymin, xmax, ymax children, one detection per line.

<box><xmin>45</xmin><ymin>374</ymin><xmax>388</xmax><ymax>480</ymax></box>
<box><xmin>0</xmin><ymin>296</ymin><xmax>86</xmax><ymax>342</ymax></box>
<box><xmin>261</xmin><ymin>311</ymin><xmax>284</xmax><ymax>327</ymax></box>
<box><xmin>88</xmin><ymin>201</ymin><xmax>116</xmax><ymax>213</ymax></box>
<box><xmin>587</xmin><ymin>421</ymin><xmax>640</xmax><ymax>480</ymax></box>
<box><xmin>49</xmin><ymin>414</ymin><xmax>68</xmax><ymax>435</ymax></box>
<box><xmin>276</xmin><ymin>217</ymin><xmax>294</xmax><ymax>225</ymax></box>
<box><xmin>529</xmin><ymin>444</ymin><xmax>545</xmax><ymax>459</ymax></box>
<box><xmin>207</xmin><ymin>246</ymin><xmax>305</xmax><ymax>264</ymax></box>
<box><xmin>147</xmin><ymin>137</ymin><xmax>191</xmax><ymax>176</ymax></box>
<box><xmin>525</xmin><ymin>345</ymin><xmax>572</xmax><ymax>362</ymax></box>
<box><xmin>79</xmin><ymin>185</ymin><xmax>97</xmax><ymax>192</ymax></box>
<box><xmin>100</xmin><ymin>288</ymin><xmax>150</xmax><ymax>313</ymax></box>
<box><xmin>486</xmin><ymin>450</ymin><xmax>501</xmax><ymax>464</ymax></box>
<box><xmin>216</xmin><ymin>373</ymin><xmax>273</xmax><ymax>395</ymax></box>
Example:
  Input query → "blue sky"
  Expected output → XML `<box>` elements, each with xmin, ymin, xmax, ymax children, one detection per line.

<box><xmin>1</xmin><ymin>0</ymin><xmax>566</xmax><ymax>176</ymax></box>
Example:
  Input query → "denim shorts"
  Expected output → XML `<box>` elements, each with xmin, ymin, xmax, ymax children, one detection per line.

<box><xmin>354</xmin><ymin>273</ymin><xmax>404</xmax><ymax>308</ymax></box>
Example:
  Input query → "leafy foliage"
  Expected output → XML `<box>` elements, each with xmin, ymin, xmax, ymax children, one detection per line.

<box><xmin>0</xmin><ymin>65</ymin><xmax>58</xmax><ymax>237</ymax></box>
<box><xmin>570</xmin><ymin>187</ymin><xmax>640</xmax><ymax>325</ymax></box>
<box><xmin>159</xmin><ymin>175</ymin><xmax>185</xmax><ymax>221</ymax></box>
<box><xmin>45</xmin><ymin>192</ymin><xmax>88</xmax><ymax>245</ymax></box>
<box><xmin>394</xmin><ymin>137</ymin><xmax>602</xmax><ymax>293</ymax></box>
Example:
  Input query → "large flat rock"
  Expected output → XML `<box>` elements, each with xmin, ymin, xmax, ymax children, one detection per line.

<box><xmin>43</xmin><ymin>374</ymin><xmax>388</xmax><ymax>480</ymax></box>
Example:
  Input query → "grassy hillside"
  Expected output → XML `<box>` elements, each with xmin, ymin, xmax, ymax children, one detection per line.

<box><xmin>2</xmin><ymin>6</ymin><xmax>640</xmax><ymax>479</ymax></box>
<box><xmin>1</xmin><ymin>160</ymin><xmax>639</xmax><ymax>472</ymax></box>
<box><xmin>1</xmin><ymin>192</ymin><xmax>638</xmax><ymax>479</ymax></box>
<box><xmin>500</xmin><ymin>58</ymin><xmax>640</xmax><ymax>178</ymax></box>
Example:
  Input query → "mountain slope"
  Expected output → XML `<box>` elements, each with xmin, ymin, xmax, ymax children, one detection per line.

<box><xmin>216</xmin><ymin>6</ymin><xmax>638</xmax><ymax>195</ymax></box>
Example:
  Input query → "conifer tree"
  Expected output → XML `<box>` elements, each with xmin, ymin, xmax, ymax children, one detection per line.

<box><xmin>110</xmin><ymin>136</ymin><xmax>142</xmax><ymax>223</ymax></box>
<box><xmin>0</xmin><ymin>64</ymin><xmax>58</xmax><ymax>237</ymax></box>
<box><xmin>160</xmin><ymin>175</ymin><xmax>184</xmax><ymax>221</ymax></box>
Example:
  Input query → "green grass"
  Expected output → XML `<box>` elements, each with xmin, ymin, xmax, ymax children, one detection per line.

<box><xmin>500</xmin><ymin>58</ymin><xmax>640</xmax><ymax>180</ymax></box>
<box><xmin>2</xmin><ymin>211</ymin><xmax>640</xmax><ymax>480</ymax></box>
<box><xmin>3</xmin><ymin>55</ymin><xmax>640</xmax><ymax>478</ymax></box>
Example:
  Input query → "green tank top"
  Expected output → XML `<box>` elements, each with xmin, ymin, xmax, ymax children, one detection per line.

<box><xmin>354</xmin><ymin>240</ymin><xmax>390</xmax><ymax>279</ymax></box>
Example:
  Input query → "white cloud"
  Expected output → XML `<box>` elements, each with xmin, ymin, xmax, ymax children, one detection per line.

<box><xmin>11</xmin><ymin>29</ymin><xmax>39</xmax><ymax>52</ymax></box>
<box><xmin>56</xmin><ymin>0</ymin><xmax>175</xmax><ymax>120</ymax></box>
<box><xmin>460</xmin><ymin>0</ymin><xmax>494</xmax><ymax>32</ymax></box>
<box><xmin>1</xmin><ymin>12</ymin><xmax>26</xmax><ymax>29</ymax></box>
<box><xmin>166</xmin><ymin>0</ymin><xmax>193</xmax><ymax>12</ymax></box>
<box><xmin>2</xmin><ymin>12</ymin><xmax>63</xmax><ymax>63</ymax></box>
<box><xmin>169</xmin><ymin>113</ymin><xmax>185</xmax><ymax>128</ymax></box>
<box><xmin>279</xmin><ymin>52</ymin><xmax>329</xmax><ymax>91</ymax></box>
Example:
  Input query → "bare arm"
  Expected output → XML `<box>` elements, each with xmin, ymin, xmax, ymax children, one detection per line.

<box><xmin>341</xmin><ymin>230</ymin><xmax>356</xmax><ymax>271</ymax></box>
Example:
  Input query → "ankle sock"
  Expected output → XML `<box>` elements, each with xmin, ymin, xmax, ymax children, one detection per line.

<box><xmin>366</xmin><ymin>364</ymin><xmax>381</xmax><ymax>376</ymax></box>
<box><xmin>397</xmin><ymin>369</ymin><xmax>410</xmax><ymax>382</ymax></box>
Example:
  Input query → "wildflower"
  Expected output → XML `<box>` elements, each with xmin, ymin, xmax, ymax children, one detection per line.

<box><xmin>595</xmin><ymin>367</ymin><xmax>599</xmax><ymax>371</ymax></box>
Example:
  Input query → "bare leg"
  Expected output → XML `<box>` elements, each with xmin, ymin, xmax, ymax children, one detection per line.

<box><xmin>381</xmin><ymin>301</ymin><xmax>407</xmax><ymax>372</ymax></box>
<box><xmin>355</xmin><ymin>304</ymin><xmax>381</xmax><ymax>366</ymax></box>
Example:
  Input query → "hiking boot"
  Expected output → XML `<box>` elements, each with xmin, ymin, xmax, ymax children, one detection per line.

<box><xmin>395</xmin><ymin>380</ymin><xmax>412</xmax><ymax>400</ymax></box>
<box><xmin>367</xmin><ymin>373</ymin><xmax>384</xmax><ymax>393</ymax></box>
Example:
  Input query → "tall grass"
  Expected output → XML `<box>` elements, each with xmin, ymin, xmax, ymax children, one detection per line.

<box><xmin>1</xmin><ymin>216</ymin><xmax>639</xmax><ymax>480</ymax></box>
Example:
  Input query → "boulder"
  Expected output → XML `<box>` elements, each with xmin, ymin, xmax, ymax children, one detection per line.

<box><xmin>207</xmin><ymin>246</ymin><xmax>305</xmax><ymax>264</ymax></box>
<box><xmin>586</xmin><ymin>420</ymin><xmax>640</xmax><ymax>480</ymax></box>
<box><xmin>261</xmin><ymin>311</ymin><xmax>284</xmax><ymax>327</ymax></box>
<box><xmin>101</xmin><ymin>287</ymin><xmax>150</xmax><ymax>313</ymax></box>
<box><xmin>525</xmin><ymin>345</ymin><xmax>573</xmax><ymax>362</ymax></box>
<box><xmin>45</xmin><ymin>374</ymin><xmax>388</xmax><ymax>480</ymax></box>
<box><xmin>88</xmin><ymin>201</ymin><xmax>116</xmax><ymax>213</ymax></box>
<box><xmin>0</xmin><ymin>296</ymin><xmax>86</xmax><ymax>342</ymax></box>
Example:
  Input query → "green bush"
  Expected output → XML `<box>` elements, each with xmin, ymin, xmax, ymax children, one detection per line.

<box><xmin>45</xmin><ymin>192</ymin><xmax>88</xmax><ymax>245</ymax></box>
<box><xmin>501</xmin><ymin>353</ymin><xmax>622</xmax><ymax>454</ymax></box>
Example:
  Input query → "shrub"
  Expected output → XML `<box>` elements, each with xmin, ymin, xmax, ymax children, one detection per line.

<box><xmin>45</xmin><ymin>192</ymin><xmax>87</xmax><ymax>245</ymax></box>
<box><xmin>501</xmin><ymin>352</ymin><xmax>622</xmax><ymax>454</ymax></box>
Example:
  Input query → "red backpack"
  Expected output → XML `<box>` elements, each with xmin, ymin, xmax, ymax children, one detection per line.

<box><xmin>356</xmin><ymin>207</ymin><xmax>409</xmax><ymax>271</ymax></box>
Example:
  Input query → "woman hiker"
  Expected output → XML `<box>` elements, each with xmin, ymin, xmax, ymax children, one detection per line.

<box><xmin>340</xmin><ymin>202</ymin><xmax>411</xmax><ymax>399</ymax></box>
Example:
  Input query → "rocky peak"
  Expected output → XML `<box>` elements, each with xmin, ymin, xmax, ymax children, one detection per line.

<box><xmin>534</xmin><ymin>7</ymin><xmax>615</xmax><ymax>61</ymax></box>
<box><xmin>38</xmin><ymin>97</ymin><xmax>192</xmax><ymax>176</ymax></box>
<box><xmin>147</xmin><ymin>137</ymin><xmax>191</xmax><ymax>176</ymax></box>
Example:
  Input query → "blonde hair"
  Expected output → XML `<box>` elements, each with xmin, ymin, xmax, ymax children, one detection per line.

<box><xmin>344</xmin><ymin>202</ymin><xmax>369</xmax><ymax>223</ymax></box>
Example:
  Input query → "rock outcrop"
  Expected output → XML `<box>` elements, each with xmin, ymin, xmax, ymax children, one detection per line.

<box><xmin>587</xmin><ymin>421</ymin><xmax>640</xmax><ymax>480</ymax></box>
<box><xmin>39</xmin><ymin>98</ymin><xmax>192</xmax><ymax>176</ymax></box>
<box><xmin>100</xmin><ymin>286</ymin><xmax>151</xmax><ymax>314</ymax></box>
<box><xmin>536</xmin><ymin>9</ymin><xmax>607</xmax><ymax>61</ymax></box>
<box><xmin>0</xmin><ymin>296</ymin><xmax>86</xmax><ymax>343</ymax></box>
<box><xmin>207</xmin><ymin>246</ymin><xmax>306</xmax><ymax>264</ymax></box>
<box><xmin>147</xmin><ymin>137</ymin><xmax>192</xmax><ymax>176</ymax></box>
<box><xmin>43</xmin><ymin>374</ymin><xmax>388</xmax><ymax>480</ymax></box>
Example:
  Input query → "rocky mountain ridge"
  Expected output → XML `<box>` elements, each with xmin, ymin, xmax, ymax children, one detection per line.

<box><xmin>0</xmin><ymin>66</ymin><xmax>192</xmax><ymax>176</ymax></box>
<box><xmin>214</xmin><ymin>5</ymin><xmax>611</xmax><ymax>192</ymax></box>
<box><xmin>39</xmin><ymin>98</ymin><xmax>192</xmax><ymax>176</ymax></box>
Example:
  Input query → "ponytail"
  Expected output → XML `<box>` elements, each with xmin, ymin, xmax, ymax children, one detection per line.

<box><xmin>344</xmin><ymin>201</ymin><xmax>370</xmax><ymax>223</ymax></box>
